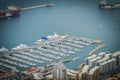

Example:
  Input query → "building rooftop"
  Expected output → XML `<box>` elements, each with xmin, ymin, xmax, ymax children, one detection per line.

<box><xmin>112</xmin><ymin>51</ymin><xmax>120</xmax><ymax>57</ymax></box>
<box><xmin>90</xmin><ymin>56</ymin><xmax>101</xmax><ymax>62</ymax></box>
<box><xmin>82</xmin><ymin>65</ymin><xmax>90</xmax><ymax>73</ymax></box>
<box><xmin>86</xmin><ymin>55</ymin><xmax>97</xmax><ymax>60</ymax></box>
<box><xmin>100</xmin><ymin>58</ymin><xmax>116</xmax><ymax>65</ymax></box>
<box><xmin>99</xmin><ymin>52</ymin><xmax>107</xmax><ymax>57</ymax></box>
<box><xmin>53</xmin><ymin>62</ymin><xmax>67</xmax><ymax>70</ymax></box>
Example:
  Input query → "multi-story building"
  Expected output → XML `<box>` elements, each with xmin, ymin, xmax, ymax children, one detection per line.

<box><xmin>81</xmin><ymin>65</ymin><xmax>90</xmax><ymax>80</ymax></box>
<box><xmin>85</xmin><ymin>55</ymin><xmax>97</xmax><ymax>65</ymax></box>
<box><xmin>119</xmin><ymin>56</ymin><xmax>120</xmax><ymax>66</ymax></box>
<box><xmin>80</xmin><ymin>51</ymin><xmax>120</xmax><ymax>80</ymax></box>
<box><xmin>99</xmin><ymin>58</ymin><xmax>116</xmax><ymax>74</ymax></box>
<box><xmin>88</xmin><ymin>66</ymin><xmax>100</xmax><ymax>80</ymax></box>
<box><xmin>85</xmin><ymin>52</ymin><xmax>117</xmax><ymax>74</ymax></box>
<box><xmin>89</xmin><ymin>56</ymin><xmax>101</xmax><ymax>67</ymax></box>
<box><xmin>50</xmin><ymin>51</ymin><xmax>120</xmax><ymax>80</ymax></box>
<box><xmin>112</xmin><ymin>51</ymin><xmax>120</xmax><ymax>66</ymax></box>
<box><xmin>66</xmin><ymin>69</ymin><xmax>78</xmax><ymax>80</ymax></box>
<box><xmin>53</xmin><ymin>62</ymin><xmax>67</xmax><ymax>80</ymax></box>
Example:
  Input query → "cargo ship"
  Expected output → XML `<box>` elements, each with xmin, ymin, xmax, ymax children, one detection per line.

<box><xmin>99</xmin><ymin>0</ymin><xmax>120</xmax><ymax>9</ymax></box>
<box><xmin>0</xmin><ymin>5</ymin><xmax>21</xmax><ymax>19</ymax></box>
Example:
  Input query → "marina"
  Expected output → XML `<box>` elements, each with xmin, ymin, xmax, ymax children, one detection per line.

<box><xmin>0</xmin><ymin>0</ymin><xmax>120</xmax><ymax>79</ymax></box>
<box><xmin>0</xmin><ymin>33</ymin><xmax>101</xmax><ymax>72</ymax></box>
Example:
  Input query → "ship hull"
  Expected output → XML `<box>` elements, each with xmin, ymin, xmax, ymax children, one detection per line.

<box><xmin>0</xmin><ymin>13</ymin><xmax>20</xmax><ymax>19</ymax></box>
<box><xmin>99</xmin><ymin>3</ymin><xmax>120</xmax><ymax>9</ymax></box>
<box><xmin>0</xmin><ymin>9</ymin><xmax>21</xmax><ymax>19</ymax></box>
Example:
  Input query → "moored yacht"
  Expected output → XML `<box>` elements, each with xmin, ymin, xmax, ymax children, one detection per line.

<box><xmin>0</xmin><ymin>46</ymin><xmax>8</xmax><ymax>53</ymax></box>
<box><xmin>47</xmin><ymin>32</ymin><xmax>60</xmax><ymax>40</ymax></box>
<box><xmin>12</xmin><ymin>43</ymin><xmax>28</xmax><ymax>50</ymax></box>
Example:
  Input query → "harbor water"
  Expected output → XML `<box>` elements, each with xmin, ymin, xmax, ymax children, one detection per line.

<box><xmin>0</xmin><ymin>0</ymin><xmax>120</xmax><ymax>69</ymax></box>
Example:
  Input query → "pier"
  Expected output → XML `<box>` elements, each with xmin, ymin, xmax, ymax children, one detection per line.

<box><xmin>60</xmin><ymin>59</ymin><xmax>72</xmax><ymax>63</ymax></box>
<box><xmin>88</xmin><ymin>44</ymin><xmax>106</xmax><ymax>56</ymax></box>
<box><xmin>60</xmin><ymin>57</ymin><xmax>81</xmax><ymax>63</ymax></box>
<box><xmin>21</xmin><ymin>3</ymin><xmax>54</xmax><ymax>11</ymax></box>
<box><xmin>94</xmin><ymin>40</ymin><xmax>103</xmax><ymax>43</ymax></box>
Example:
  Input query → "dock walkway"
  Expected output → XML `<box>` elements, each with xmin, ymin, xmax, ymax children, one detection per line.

<box><xmin>21</xmin><ymin>4</ymin><xmax>54</xmax><ymax>11</ymax></box>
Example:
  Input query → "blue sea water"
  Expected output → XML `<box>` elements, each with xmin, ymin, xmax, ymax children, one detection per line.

<box><xmin>0</xmin><ymin>0</ymin><xmax>120</xmax><ymax>69</ymax></box>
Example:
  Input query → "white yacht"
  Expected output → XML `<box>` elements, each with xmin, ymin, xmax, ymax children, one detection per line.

<box><xmin>0</xmin><ymin>46</ymin><xmax>8</xmax><ymax>53</ymax></box>
<box><xmin>12</xmin><ymin>43</ymin><xmax>28</xmax><ymax>50</ymax></box>
<box><xmin>47</xmin><ymin>32</ymin><xmax>60</xmax><ymax>40</ymax></box>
